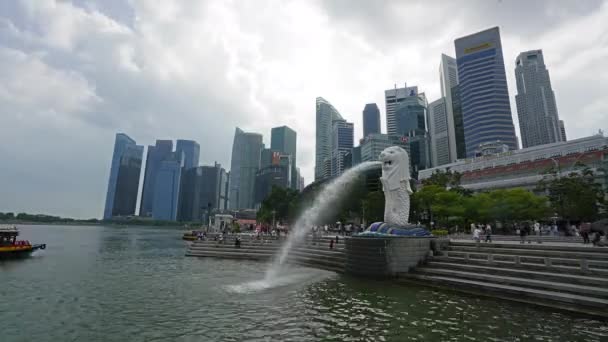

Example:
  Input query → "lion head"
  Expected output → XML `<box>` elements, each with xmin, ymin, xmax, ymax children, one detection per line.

<box><xmin>379</xmin><ymin>146</ymin><xmax>412</xmax><ymax>192</ymax></box>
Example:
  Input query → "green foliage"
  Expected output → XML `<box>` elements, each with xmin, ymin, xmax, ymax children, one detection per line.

<box><xmin>422</xmin><ymin>169</ymin><xmax>462</xmax><ymax>188</ymax></box>
<box><xmin>537</xmin><ymin>165</ymin><xmax>606</xmax><ymax>222</ymax></box>
<box><xmin>431</xmin><ymin>229</ymin><xmax>449</xmax><ymax>236</ymax></box>
<box><xmin>412</xmin><ymin>186</ymin><xmax>549</xmax><ymax>228</ymax></box>
<box><xmin>256</xmin><ymin>186</ymin><xmax>300</xmax><ymax>224</ymax></box>
<box><xmin>363</xmin><ymin>191</ymin><xmax>385</xmax><ymax>223</ymax></box>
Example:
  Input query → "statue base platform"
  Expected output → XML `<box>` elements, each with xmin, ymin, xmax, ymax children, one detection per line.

<box><xmin>357</xmin><ymin>222</ymin><xmax>432</xmax><ymax>237</ymax></box>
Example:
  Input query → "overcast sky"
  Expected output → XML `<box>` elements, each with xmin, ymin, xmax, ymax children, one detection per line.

<box><xmin>1</xmin><ymin>0</ymin><xmax>607</xmax><ymax>219</ymax></box>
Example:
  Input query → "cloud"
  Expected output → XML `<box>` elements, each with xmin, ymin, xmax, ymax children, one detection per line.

<box><xmin>0</xmin><ymin>0</ymin><xmax>606</xmax><ymax>218</ymax></box>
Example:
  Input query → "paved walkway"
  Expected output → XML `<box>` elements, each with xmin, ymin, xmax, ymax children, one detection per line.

<box><xmin>450</xmin><ymin>238</ymin><xmax>602</xmax><ymax>248</ymax></box>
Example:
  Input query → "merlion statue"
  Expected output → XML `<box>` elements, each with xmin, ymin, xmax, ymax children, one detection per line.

<box><xmin>361</xmin><ymin>146</ymin><xmax>430</xmax><ymax>237</ymax></box>
<box><xmin>379</xmin><ymin>146</ymin><xmax>413</xmax><ymax>226</ymax></box>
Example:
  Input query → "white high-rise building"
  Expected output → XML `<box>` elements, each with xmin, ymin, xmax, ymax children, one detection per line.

<box><xmin>315</xmin><ymin>97</ymin><xmax>343</xmax><ymax>181</ymax></box>
<box><xmin>515</xmin><ymin>50</ymin><xmax>563</xmax><ymax>148</ymax></box>
<box><xmin>385</xmin><ymin>84</ymin><xmax>419</xmax><ymax>136</ymax></box>
<box><xmin>439</xmin><ymin>54</ymin><xmax>461</xmax><ymax>162</ymax></box>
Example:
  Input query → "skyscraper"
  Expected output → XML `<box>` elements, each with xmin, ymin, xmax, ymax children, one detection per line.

<box><xmin>439</xmin><ymin>54</ymin><xmax>464</xmax><ymax>162</ymax></box>
<box><xmin>152</xmin><ymin>152</ymin><xmax>184</xmax><ymax>221</ymax></box>
<box><xmin>451</xmin><ymin>85</ymin><xmax>466</xmax><ymax>159</ymax></box>
<box><xmin>177</xmin><ymin>166</ymin><xmax>203</xmax><ymax>222</ymax></box>
<box><xmin>331</xmin><ymin>119</ymin><xmax>354</xmax><ymax>177</ymax></box>
<box><xmin>199</xmin><ymin>163</ymin><xmax>226</xmax><ymax>222</ymax></box>
<box><xmin>515</xmin><ymin>50</ymin><xmax>563</xmax><ymax>148</ymax></box>
<box><xmin>315</xmin><ymin>97</ymin><xmax>343</xmax><ymax>181</ymax></box>
<box><xmin>427</xmin><ymin>98</ymin><xmax>450</xmax><ymax>166</ymax></box>
<box><xmin>395</xmin><ymin>94</ymin><xmax>427</xmax><ymax>136</ymax></box>
<box><xmin>139</xmin><ymin>140</ymin><xmax>173</xmax><ymax>217</ymax></box>
<box><xmin>103</xmin><ymin>133</ymin><xmax>144</xmax><ymax>219</ymax></box>
<box><xmin>270</xmin><ymin>125</ymin><xmax>297</xmax><ymax>188</ymax></box>
<box><xmin>229</xmin><ymin>127</ymin><xmax>264</xmax><ymax>209</ymax></box>
<box><xmin>455</xmin><ymin>27</ymin><xmax>518</xmax><ymax>157</ymax></box>
<box><xmin>559</xmin><ymin>120</ymin><xmax>567</xmax><ymax>141</ymax></box>
<box><xmin>175</xmin><ymin>139</ymin><xmax>200</xmax><ymax>170</ymax></box>
<box><xmin>362</xmin><ymin>103</ymin><xmax>381</xmax><ymax>137</ymax></box>
<box><xmin>385</xmin><ymin>84</ymin><xmax>419</xmax><ymax>136</ymax></box>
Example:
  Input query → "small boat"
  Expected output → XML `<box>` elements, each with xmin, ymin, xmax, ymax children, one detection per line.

<box><xmin>0</xmin><ymin>226</ymin><xmax>46</xmax><ymax>259</ymax></box>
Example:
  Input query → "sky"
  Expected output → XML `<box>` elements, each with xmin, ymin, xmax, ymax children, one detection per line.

<box><xmin>1</xmin><ymin>0</ymin><xmax>607</xmax><ymax>219</ymax></box>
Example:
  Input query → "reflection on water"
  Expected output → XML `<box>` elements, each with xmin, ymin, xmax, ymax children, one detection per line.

<box><xmin>1</xmin><ymin>225</ymin><xmax>606</xmax><ymax>342</ymax></box>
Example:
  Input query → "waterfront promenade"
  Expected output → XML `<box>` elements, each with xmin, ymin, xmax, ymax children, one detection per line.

<box><xmin>187</xmin><ymin>234</ymin><xmax>608</xmax><ymax>318</ymax></box>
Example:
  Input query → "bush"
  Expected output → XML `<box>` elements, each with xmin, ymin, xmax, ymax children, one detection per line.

<box><xmin>431</xmin><ymin>229</ymin><xmax>449</xmax><ymax>237</ymax></box>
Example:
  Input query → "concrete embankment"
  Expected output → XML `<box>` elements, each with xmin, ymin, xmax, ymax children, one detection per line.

<box><xmin>404</xmin><ymin>240</ymin><xmax>608</xmax><ymax>318</ymax></box>
<box><xmin>186</xmin><ymin>236</ymin><xmax>345</xmax><ymax>273</ymax></box>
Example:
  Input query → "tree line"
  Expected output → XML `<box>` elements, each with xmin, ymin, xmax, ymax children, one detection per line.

<box><xmin>257</xmin><ymin>163</ymin><xmax>606</xmax><ymax>231</ymax></box>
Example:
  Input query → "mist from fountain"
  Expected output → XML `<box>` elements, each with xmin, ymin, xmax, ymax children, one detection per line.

<box><xmin>264</xmin><ymin>161</ymin><xmax>381</xmax><ymax>283</ymax></box>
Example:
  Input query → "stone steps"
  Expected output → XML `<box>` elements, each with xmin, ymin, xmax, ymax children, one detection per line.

<box><xmin>450</xmin><ymin>241</ymin><xmax>608</xmax><ymax>254</ymax></box>
<box><xmin>434</xmin><ymin>255</ymin><xmax>608</xmax><ymax>278</ymax></box>
<box><xmin>414</xmin><ymin>266</ymin><xmax>608</xmax><ymax>299</ymax></box>
<box><xmin>403</xmin><ymin>274</ymin><xmax>608</xmax><ymax>318</ymax></box>
<box><xmin>447</xmin><ymin>246</ymin><xmax>608</xmax><ymax>262</ymax></box>
<box><xmin>186</xmin><ymin>249</ymin><xmax>344</xmax><ymax>273</ymax></box>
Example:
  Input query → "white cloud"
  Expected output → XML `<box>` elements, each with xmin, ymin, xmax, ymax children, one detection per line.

<box><xmin>0</xmin><ymin>0</ymin><xmax>606</xmax><ymax>218</ymax></box>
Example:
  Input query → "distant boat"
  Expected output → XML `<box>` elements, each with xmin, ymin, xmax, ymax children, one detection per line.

<box><xmin>0</xmin><ymin>226</ymin><xmax>46</xmax><ymax>259</ymax></box>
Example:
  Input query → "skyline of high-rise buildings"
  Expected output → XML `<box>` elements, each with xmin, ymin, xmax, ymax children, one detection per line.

<box><xmin>515</xmin><ymin>49</ymin><xmax>564</xmax><ymax>148</ymax></box>
<box><xmin>455</xmin><ymin>26</ymin><xmax>519</xmax><ymax>157</ymax></box>
<box><xmin>103</xmin><ymin>25</ymin><xmax>574</xmax><ymax>220</ymax></box>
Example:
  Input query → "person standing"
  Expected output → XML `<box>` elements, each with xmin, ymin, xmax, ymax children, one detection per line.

<box><xmin>534</xmin><ymin>221</ymin><xmax>542</xmax><ymax>244</ymax></box>
<box><xmin>485</xmin><ymin>223</ymin><xmax>492</xmax><ymax>243</ymax></box>
<box><xmin>329</xmin><ymin>239</ymin><xmax>334</xmax><ymax>250</ymax></box>
<box><xmin>470</xmin><ymin>223</ymin><xmax>476</xmax><ymax>235</ymax></box>
<box><xmin>519</xmin><ymin>223</ymin><xmax>526</xmax><ymax>244</ymax></box>
<box><xmin>580</xmin><ymin>222</ymin><xmax>591</xmax><ymax>244</ymax></box>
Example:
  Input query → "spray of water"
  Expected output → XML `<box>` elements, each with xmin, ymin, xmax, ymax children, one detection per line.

<box><xmin>264</xmin><ymin>161</ymin><xmax>381</xmax><ymax>282</ymax></box>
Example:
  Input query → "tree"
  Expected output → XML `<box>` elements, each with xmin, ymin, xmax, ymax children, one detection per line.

<box><xmin>256</xmin><ymin>186</ymin><xmax>299</xmax><ymax>224</ymax></box>
<box><xmin>422</xmin><ymin>169</ymin><xmax>463</xmax><ymax>188</ymax></box>
<box><xmin>362</xmin><ymin>191</ymin><xmax>385</xmax><ymax>224</ymax></box>
<box><xmin>411</xmin><ymin>185</ymin><xmax>447</xmax><ymax>224</ymax></box>
<box><xmin>537</xmin><ymin>165</ymin><xmax>606</xmax><ymax>223</ymax></box>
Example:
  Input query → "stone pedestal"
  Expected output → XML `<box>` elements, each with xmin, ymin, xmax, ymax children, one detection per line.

<box><xmin>345</xmin><ymin>236</ymin><xmax>432</xmax><ymax>277</ymax></box>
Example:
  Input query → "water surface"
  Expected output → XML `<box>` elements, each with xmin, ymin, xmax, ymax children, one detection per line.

<box><xmin>1</xmin><ymin>225</ymin><xmax>606</xmax><ymax>341</ymax></box>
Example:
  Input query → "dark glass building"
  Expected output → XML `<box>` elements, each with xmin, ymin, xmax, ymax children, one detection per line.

<box><xmin>455</xmin><ymin>26</ymin><xmax>518</xmax><ymax>157</ymax></box>
<box><xmin>254</xmin><ymin>165</ymin><xmax>290</xmax><ymax>207</ymax></box>
<box><xmin>152</xmin><ymin>152</ymin><xmax>184</xmax><ymax>221</ymax></box>
<box><xmin>362</xmin><ymin>103</ymin><xmax>381</xmax><ymax>137</ymax></box>
<box><xmin>178</xmin><ymin>166</ymin><xmax>203</xmax><ymax>222</ymax></box>
<box><xmin>395</xmin><ymin>95</ymin><xmax>426</xmax><ymax>136</ymax></box>
<box><xmin>176</xmin><ymin>139</ymin><xmax>200</xmax><ymax>170</ymax></box>
<box><xmin>271</xmin><ymin>126</ymin><xmax>297</xmax><ymax>189</ymax></box>
<box><xmin>451</xmin><ymin>85</ymin><xmax>467</xmax><ymax>159</ymax></box>
<box><xmin>103</xmin><ymin>133</ymin><xmax>144</xmax><ymax>219</ymax></box>
<box><xmin>139</xmin><ymin>140</ymin><xmax>173</xmax><ymax>217</ymax></box>
<box><xmin>229</xmin><ymin>128</ymin><xmax>264</xmax><ymax>209</ymax></box>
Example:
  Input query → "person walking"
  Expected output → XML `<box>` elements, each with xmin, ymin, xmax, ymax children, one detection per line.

<box><xmin>470</xmin><ymin>222</ymin><xmax>476</xmax><ymax>235</ymax></box>
<box><xmin>519</xmin><ymin>223</ymin><xmax>526</xmax><ymax>244</ymax></box>
<box><xmin>329</xmin><ymin>239</ymin><xmax>334</xmax><ymax>250</ymax></box>
<box><xmin>485</xmin><ymin>223</ymin><xmax>492</xmax><ymax>243</ymax></box>
<box><xmin>473</xmin><ymin>226</ymin><xmax>482</xmax><ymax>245</ymax></box>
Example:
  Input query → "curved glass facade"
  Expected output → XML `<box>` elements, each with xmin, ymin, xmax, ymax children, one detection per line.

<box><xmin>455</xmin><ymin>27</ymin><xmax>518</xmax><ymax>157</ymax></box>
